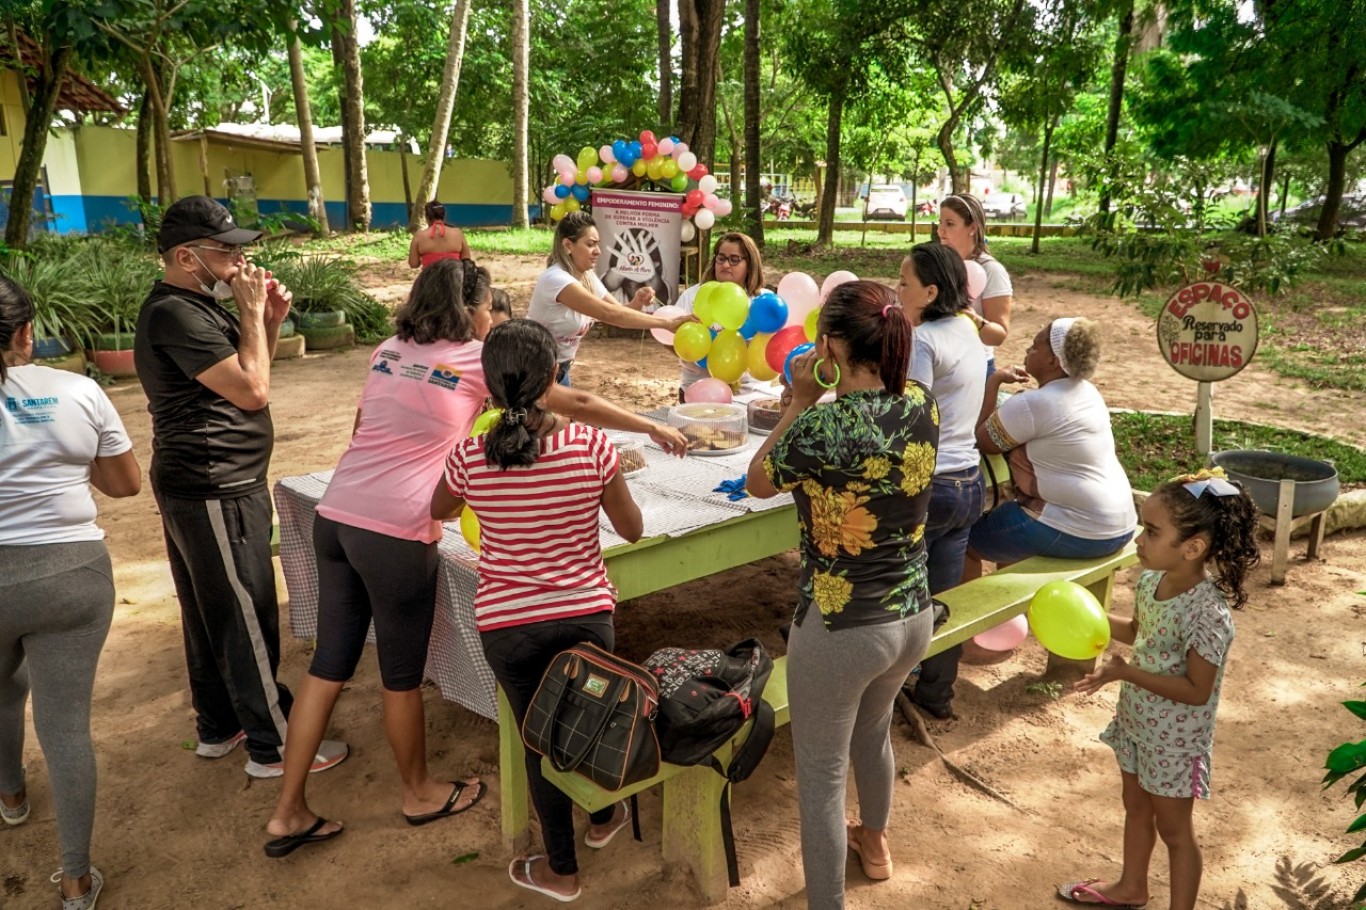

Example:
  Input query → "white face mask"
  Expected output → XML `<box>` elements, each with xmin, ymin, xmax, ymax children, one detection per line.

<box><xmin>188</xmin><ymin>249</ymin><xmax>235</xmax><ymax>301</ymax></box>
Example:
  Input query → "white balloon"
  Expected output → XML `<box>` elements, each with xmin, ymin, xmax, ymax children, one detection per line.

<box><xmin>694</xmin><ymin>209</ymin><xmax>716</xmax><ymax>231</ymax></box>
<box><xmin>681</xmin><ymin>220</ymin><xmax>697</xmax><ymax>242</ymax></box>
<box><xmin>698</xmin><ymin>175</ymin><xmax>718</xmax><ymax>195</ymax></box>
<box><xmin>677</xmin><ymin>151</ymin><xmax>698</xmax><ymax>172</ymax></box>
<box><xmin>714</xmin><ymin>198</ymin><xmax>733</xmax><ymax>217</ymax></box>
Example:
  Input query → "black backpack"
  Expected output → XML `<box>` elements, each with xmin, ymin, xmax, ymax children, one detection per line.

<box><xmin>643</xmin><ymin>638</ymin><xmax>775</xmax><ymax>887</ymax></box>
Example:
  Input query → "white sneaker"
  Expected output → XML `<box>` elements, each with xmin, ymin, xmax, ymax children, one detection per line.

<box><xmin>245</xmin><ymin>740</ymin><xmax>349</xmax><ymax>779</ymax></box>
<box><xmin>195</xmin><ymin>730</ymin><xmax>246</xmax><ymax>759</ymax></box>
<box><xmin>51</xmin><ymin>866</ymin><xmax>103</xmax><ymax>910</ymax></box>
<box><xmin>1</xmin><ymin>765</ymin><xmax>28</xmax><ymax>826</ymax></box>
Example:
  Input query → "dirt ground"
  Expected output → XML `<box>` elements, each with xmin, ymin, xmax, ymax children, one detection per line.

<box><xmin>4</xmin><ymin>251</ymin><xmax>1363</xmax><ymax>909</ymax></box>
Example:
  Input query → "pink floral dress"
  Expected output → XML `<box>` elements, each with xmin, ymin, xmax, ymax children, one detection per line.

<box><xmin>1099</xmin><ymin>570</ymin><xmax>1234</xmax><ymax>799</ymax></box>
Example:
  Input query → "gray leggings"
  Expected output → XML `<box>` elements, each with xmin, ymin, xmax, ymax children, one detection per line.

<box><xmin>787</xmin><ymin>608</ymin><xmax>934</xmax><ymax>910</ymax></box>
<box><xmin>0</xmin><ymin>541</ymin><xmax>114</xmax><ymax>880</ymax></box>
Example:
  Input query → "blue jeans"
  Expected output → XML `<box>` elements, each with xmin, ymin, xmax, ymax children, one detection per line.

<box><xmin>912</xmin><ymin>467</ymin><xmax>984</xmax><ymax>711</ymax></box>
<box><xmin>968</xmin><ymin>501</ymin><xmax>1133</xmax><ymax>564</ymax></box>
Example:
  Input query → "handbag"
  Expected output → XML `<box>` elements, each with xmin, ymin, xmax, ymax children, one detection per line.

<box><xmin>522</xmin><ymin>642</ymin><xmax>661</xmax><ymax>791</ymax></box>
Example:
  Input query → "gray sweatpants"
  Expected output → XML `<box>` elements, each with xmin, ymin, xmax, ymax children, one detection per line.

<box><xmin>0</xmin><ymin>541</ymin><xmax>114</xmax><ymax>880</ymax></box>
<box><xmin>788</xmin><ymin>607</ymin><xmax>934</xmax><ymax>910</ymax></box>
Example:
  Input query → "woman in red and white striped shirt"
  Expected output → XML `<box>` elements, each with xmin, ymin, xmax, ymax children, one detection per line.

<box><xmin>431</xmin><ymin>319</ymin><xmax>643</xmax><ymax>903</ymax></box>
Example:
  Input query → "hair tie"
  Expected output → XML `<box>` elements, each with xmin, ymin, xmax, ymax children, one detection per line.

<box><xmin>1049</xmin><ymin>317</ymin><xmax>1077</xmax><ymax>375</ymax></box>
<box><xmin>882</xmin><ymin>304</ymin><xmax>897</xmax><ymax>318</ymax></box>
<box><xmin>505</xmin><ymin>408</ymin><xmax>527</xmax><ymax>426</ymax></box>
<box><xmin>1172</xmin><ymin>466</ymin><xmax>1241</xmax><ymax>499</ymax></box>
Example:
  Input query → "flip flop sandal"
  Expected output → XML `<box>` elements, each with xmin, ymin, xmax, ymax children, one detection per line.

<box><xmin>846</xmin><ymin>824</ymin><xmax>893</xmax><ymax>881</ymax></box>
<box><xmin>1058</xmin><ymin>879</ymin><xmax>1146</xmax><ymax>908</ymax></box>
<box><xmin>404</xmin><ymin>779</ymin><xmax>487</xmax><ymax>827</ymax></box>
<box><xmin>508</xmin><ymin>855</ymin><xmax>581</xmax><ymax>903</ymax></box>
<box><xmin>584</xmin><ymin>800</ymin><xmax>631</xmax><ymax>849</ymax></box>
<box><xmin>263</xmin><ymin>816</ymin><xmax>344</xmax><ymax>858</ymax></box>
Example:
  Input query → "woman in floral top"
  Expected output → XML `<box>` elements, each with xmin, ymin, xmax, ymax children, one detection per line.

<box><xmin>746</xmin><ymin>280</ymin><xmax>939</xmax><ymax>910</ymax></box>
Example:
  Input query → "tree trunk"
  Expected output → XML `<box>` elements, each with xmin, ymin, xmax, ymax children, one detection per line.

<box><xmin>677</xmin><ymin>0</ymin><xmax>725</xmax><ymax>166</ymax></box>
<box><xmin>1317</xmin><ymin>139</ymin><xmax>1351</xmax><ymax>241</ymax></box>
<box><xmin>138</xmin><ymin>54</ymin><xmax>176</xmax><ymax>205</ymax></box>
<box><xmin>1256</xmin><ymin>139</ymin><xmax>1276</xmax><ymax>239</ymax></box>
<box><xmin>136</xmin><ymin>88</ymin><xmax>153</xmax><ymax>207</ymax></box>
<box><xmin>289</xmin><ymin>29</ymin><xmax>329</xmax><ymax>236</ymax></box>
<box><xmin>511</xmin><ymin>0</ymin><xmax>530</xmax><ymax>228</ymax></box>
<box><xmin>742</xmin><ymin>0</ymin><xmax>763</xmax><ymax>245</ymax></box>
<box><xmin>334</xmin><ymin>0</ymin><xmax>371</xmax><ymax>231</ymax></box>
<box><xmin>411</xmin><ymin>0</ymin><xmax>474</xmax><ymax>232</ymax></box>
<box><xmin>1032</xmin><ymin>119</ymin><xmax>1055</xmax><ymax>254</ymax></box>
<box><xmin>4</xmin><ymin>45</ymin><xmax>70</xmax><ymax>247</ymax></box>
<box><xmin>1278</xmin><ymin>173</ymin><xmax>1290</xmax><ymax>218</ymax></box>
<box><xmin>399</xmin><ymin>141</ymin><xmax>413</xmax><ymax>223</ymax></box>
<box><xmin>657</xmin><ymin>0</ymin><xmax>673</xmax><ymax>129</ymax></box>
<box><xmin>1098</xmin><ymin>0</ymin><xmax>1135</xmax><ymax>216</ymax></box>
<box><xmin>936</xmin><ymin>118</ymin><xmax>965</xmax><ymax>194</ymax></box>
<box><xmin>716</xmin><ymin>59</ymin><xmax>741</xmax><ymax>201</ymax></box>
<box><xmin>1044</xmin><ymin>155</ymin><xmax>1059</xmax><ymax>216</ymax></box>
<box><xmin>817</xmin><ymin>85</ymin><xmax>846</xmax><ymax>246</ymax></box>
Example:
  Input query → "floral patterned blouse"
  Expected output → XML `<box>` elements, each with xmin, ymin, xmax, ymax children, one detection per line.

<box><xmin>1113</xmin><ymin>570</ymin><xmax>1235</xmax><ymax>753</ymax></box>
<box><xmin>763</xmin><ymin>385</ymin><xmax>940</xmax><ymax>630</ymax></box>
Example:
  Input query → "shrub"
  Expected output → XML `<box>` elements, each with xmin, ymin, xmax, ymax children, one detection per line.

<box><xmin>1322</xmin><ymin>686</ymin><xmax>1366</xmax><ymax>909</ymax></box>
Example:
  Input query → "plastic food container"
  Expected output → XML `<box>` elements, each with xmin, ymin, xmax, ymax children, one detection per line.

<box><xmin>667</xmin><ymin>403</ymin><xmax>749</xmax><ymax>455</ymax></box>
<box><xmin>746</xmin><ymin>397</ymin><xmax>784</xmax><ymax>434</ymax></box>
<box><xmin>610</xmin><ymin>435</ymin><xmax>648</xmax><ymax>477</ymax></box>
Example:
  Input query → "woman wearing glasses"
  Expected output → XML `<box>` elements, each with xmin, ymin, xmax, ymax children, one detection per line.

<box><xmin>673</xmin><ymin>231</ymin><xmax>764</xmax><ymax>401</ymax></box>
<box><xmin>527</xmin><ymin>212</ymin><xmax>693</xmax><ymax>387</ymax></box>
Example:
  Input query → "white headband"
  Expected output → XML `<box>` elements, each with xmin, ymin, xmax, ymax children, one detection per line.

<box><xmin>1049</xmin><ymin>317</ymin><xmax>1077</xmax><ymax>375</ymax></box>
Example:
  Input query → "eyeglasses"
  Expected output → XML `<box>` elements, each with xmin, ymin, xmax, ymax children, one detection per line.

<box><xmin>714</xmin><ymin>253</ymin><xmax>746</xmax><ymax>267</ymax></box>
<box><xmin>190</xmin><ymin>244</ymin><xmax>246</xmax><ymax>261</ymax></box>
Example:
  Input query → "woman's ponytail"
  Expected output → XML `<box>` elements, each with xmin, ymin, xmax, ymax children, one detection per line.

<box><xmin>481</xmin><ymin>320</ymin><xmax>558</xmax><ymax>470</ymax></box>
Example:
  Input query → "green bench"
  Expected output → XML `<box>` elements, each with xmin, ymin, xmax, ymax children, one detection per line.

<box><xmin>497</xmin><ymin>541</ymin><xmax>1138</xmax><ymax>901</ymax></box>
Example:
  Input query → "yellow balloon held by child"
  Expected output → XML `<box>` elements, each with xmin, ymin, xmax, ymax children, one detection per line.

<box><xmin>1027</xmin><ymin>580</ymin><xmax>1110</xmax><ymax>659</ymax></box>
<box><xmin>459</xmin><ymin>508</ymin><xmax>481</xmax><ymax>554</ymax></box>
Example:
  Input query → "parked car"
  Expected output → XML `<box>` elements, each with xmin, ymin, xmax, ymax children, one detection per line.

<box><xmin>864</xmin><ymin>185</ymin><xmax>908</xmax><ymax>221</ymax></box>
<box><xmin>1271</xmin><ymin>194</ymin><xmax>1366</xmax><ymax>233</ymax></box>
<box><xmin>980</xmin><ymin>192</ymin><xmax>1027</xmax><ymax>220</ymax></box>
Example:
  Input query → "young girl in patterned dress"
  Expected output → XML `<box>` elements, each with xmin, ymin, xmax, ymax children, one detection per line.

<box><xmin>1058</xmin><ymin>467</ymin><xmax>1259</xmax><ymax>910</ymax></box>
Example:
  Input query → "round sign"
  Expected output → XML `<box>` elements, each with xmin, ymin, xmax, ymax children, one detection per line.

<box><xmin>1156</xmin><ymin>281</ymin><xmax>1259</xmax><ymax>382</ymax></box>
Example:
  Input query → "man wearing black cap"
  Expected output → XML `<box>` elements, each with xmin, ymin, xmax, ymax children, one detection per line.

<box><xmin>135</xmin><ymin>196</ymin><xmax>347</xmax><ymax>779</ymax></box>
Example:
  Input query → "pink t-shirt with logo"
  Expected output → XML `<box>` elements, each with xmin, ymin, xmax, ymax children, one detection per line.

<box><xmin>318</xmin><ymin>336</ymin><xmax>487</xmax><ymax>543</ymax></box>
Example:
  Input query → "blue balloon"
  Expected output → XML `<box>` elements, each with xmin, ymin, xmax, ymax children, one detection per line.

<box><xmin>554</xmin><ymin>184</ymin><xmax>570</xmax><ymax>199</ymax></box>
<box><xmin>738</xmin><ymin>317</ymin><xmax>759</xmax><ymax>340</ymax></box>
<box><xmin>748</xmin><ymin>291</ymin><xmax>788</xmax><ymax>334</ymax></box>
<box><xmin>619</xmin><ymin>150</ymin><xmax>636</xmax><ymax>167</ymax></box>
<box><xmin>612</xmin><ymin>139</ymin><xmax>628</xmax><ymax>160</ymax></box>
<box><xmin>696</xmin><ymin>356</ymin><xmax>708</xmax><ymax>370</ymax></box>
<box><xmin>629</xmin><ymin>140</ymin><xmax>642</xmax><ymax>156</ymax></box>
<box><xmin>571</xmin><ymin>184</ymin><xmax>590</xmax><ymax>202</ymax></box>
<box><xmin>784</xmin><ymin>342</ymin><xmax>815</xmax><ymax>384</ymax></box>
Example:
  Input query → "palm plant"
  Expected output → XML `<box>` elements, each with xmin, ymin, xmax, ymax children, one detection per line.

<box><xmin>75</xmin><ymin>241</ymin><xmax>161</xmax><ymax>349</ymax></box>
<box><xmin>0</xmin><ymin>252</ymin><xmax>97</xmax><ymax>352</ymax></box>
<box><xmin>271</xmin><ymin>254</ymin><xmax>372</xmax><ymax>317</ymax></box>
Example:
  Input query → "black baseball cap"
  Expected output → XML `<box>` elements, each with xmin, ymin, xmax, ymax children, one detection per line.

<box><xmin>157</xmin><ymin>195</ymin><xmax>263</xmax><ymax>253</ymax></box>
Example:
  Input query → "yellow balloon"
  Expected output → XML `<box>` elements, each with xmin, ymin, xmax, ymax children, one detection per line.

<box><xmin>747</xmin><ymin>332</ymin><xmax>778</xmax><ymax>381</ymax></box>
<box><xmin>470</xmin><ymin>408</ymin><xmax>502</xmax><ymax>437</ymax></box>
<box><xmin>550</xmin><ymin>202</ymin><xmax>567</xmax><ymax>221</ymax></box>
<box><xmin>804</xmin><ymin>306</ymin><xmax>822</xmax><ymax>341</ymax></box>
<box><xmin>646</xmin><ymin>160</ymin><xmax>664</xmax><ymax>181</ymax></box>
<box><xmin>459</xmin><ymin>508</ymin><xmax>481</xmax><ymax>553</ymax></box>
<box><xmin>661</xmin><ymin>158</ymin><xmax>679</xmax><ymax>179</ymax></box>
<box><xmin>693</xmin><ymin>282</ymin><xmax>719</xmax><ymax>326</ymax></box>
<box><xmin>1027</xmin><ymin>581</ymin><xmax>1111</xmax><ymax>660</ymax></box>
<box><xmin>707</xmin><ymin>330</ymin><xmax>747</xmax><ymax>383</ymax></box>
<box><xmin>564</xmin><ymin>197</ymin><xmax>581</xmax><ymax>213</ymax></box>
<box><xmin>673</xmin><ymin>322</ymin><xmax>713</xmax><ymax>362</ymax></box>
<box><xmin>575</xmin><ymin>169</ymin><xmax>588</xmax><ymax>185</ymax></box>
<box><xmin>712</xmin><ymin>282</ymin><xmax>750</xmax><ymax>332</ymax></box>
<box><xmin>631</xmin><ymin>159</ymin><xmax>648</xmax><ymax>177</ymax></box>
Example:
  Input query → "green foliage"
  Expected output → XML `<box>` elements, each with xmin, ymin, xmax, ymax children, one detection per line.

<box><xmin>0</xmin><ymin>252</ymin><xmax>97</xmax><ymax>346</ymax></box>
<box><xmin>1323</xmin><ymin>686</ymin><xmax>1366</xmax><ymax>908</ymax></box>
<box><xmin>76</xmin><ymin>241</ymin><xmax>161</xmax><ymax>336</ymax></box>
<box><xmin>270</xmin><ymin>255</ymin><xmax>370</xmax><ymax>315</ymax></box>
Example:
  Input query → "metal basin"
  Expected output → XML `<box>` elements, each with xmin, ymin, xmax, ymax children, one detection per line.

<box><xmin>1209</xmin><ymin>450</ymin><xmax>1340</xmax><ymax>518</ymax></box>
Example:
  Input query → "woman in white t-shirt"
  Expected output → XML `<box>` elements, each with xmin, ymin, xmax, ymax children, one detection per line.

<box><xmin>938</xmin><ymin>193</ymin><xmax>1013</xmax><ymax>374</ymax></box>
<box><xmin>898</xmin><ymin>242</ymin><xmax>988</xmax><ymax>719</ymax></box>
<box><xmin>0</xmin><ymin>275</ymin><xmax>141</xmax><ymax>910</ymax></box>
<box><xmin>673</xmin><ymin>231</ymin><xmax>765</xmax><ymax>400</ymax></box>
<box><xmin>526</xmin><ymin>212</ymin><xmax>693</xmax><ymax>387</ymax></box>
<box><xmin>966</xmin><ymin>317</ymin><xmax>1135</xmax><ymax>580</ymax></box>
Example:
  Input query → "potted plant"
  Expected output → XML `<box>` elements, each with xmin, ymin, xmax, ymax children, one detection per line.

<box><xmin>79</xmin><ymin>242</ymin><xmax>159</xmax><ymax>378</ymax></box>
<box><xmin>0</xmin><ymin>252</ymin><xmax>95</xmax><ymax>373</ymax></box>
<box><xmin>273</xmin><ymin>255</ymin><xmax>370</xmax><ymax>350</ymax></box>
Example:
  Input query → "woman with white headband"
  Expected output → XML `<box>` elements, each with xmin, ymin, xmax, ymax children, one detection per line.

<box><xmin>963</xmin><ymin>316</ymin><xmax>1136</xmax><ymax>583</ymax></box>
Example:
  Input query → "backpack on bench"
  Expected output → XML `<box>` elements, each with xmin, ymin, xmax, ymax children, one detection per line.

<box><xmin>643</xmin><ymin>638</ymin><xmax>775</xmax><ymax>887</ymax></box>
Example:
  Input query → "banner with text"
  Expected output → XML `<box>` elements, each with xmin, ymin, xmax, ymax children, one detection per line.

<box><xmin>591</xmin><ymin>190</ymin><xmax>683</xmax><ymax>308</ymax></box>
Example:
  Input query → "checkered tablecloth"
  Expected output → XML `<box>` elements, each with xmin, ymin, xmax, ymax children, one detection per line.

<box><xmin>274</xmin><ymin>426</ymin><xmax>794</xmax><ymax>721</ymax></box>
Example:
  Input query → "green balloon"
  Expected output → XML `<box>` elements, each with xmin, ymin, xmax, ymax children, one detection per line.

<box><xmin>470</xmin><ymin>408</ymin><xmax>503</xmax><ymax>437</ymax></box>
<box><xmin>1027</xmin><ymin>581</ymin><xmax>1111</xmax><ymax>660</ymax></box>
<box><xmin>712</xmin><ymin>282</ymin><xmax>750</xmax><ymax>332</ymax></box>
<box><xmin>671</xmin><ymin>173</ymin><xmax>689</xmax><ymax>192</ymax></box>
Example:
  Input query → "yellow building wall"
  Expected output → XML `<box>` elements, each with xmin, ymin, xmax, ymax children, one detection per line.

<box><xmin>0</xmin><ymin>70</ymin><xmax>24</xmax><ymax>179</ymax></box>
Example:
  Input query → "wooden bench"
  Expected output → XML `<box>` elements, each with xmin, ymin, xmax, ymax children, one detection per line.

<box><xmin>497</xmin><ymin>541</ymin><xmax>1137</xmax><ymax>902</ymax></box>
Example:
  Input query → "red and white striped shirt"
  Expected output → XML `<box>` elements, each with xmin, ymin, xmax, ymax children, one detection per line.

<box><xmin>443</xmin><ymin>422</ymin><xmax>619</xmax><ymax>632</ymax></box>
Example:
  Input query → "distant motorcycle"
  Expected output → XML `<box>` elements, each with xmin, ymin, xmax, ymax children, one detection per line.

<box><xmin>765</xmin><ymin>194</ymin><xmax>793</xmax><ymax>220</ymax></box>
<box><xmin>793</xmin><ymin>199</ymin><xmax>817</xmax><ymax>219</ymax></box>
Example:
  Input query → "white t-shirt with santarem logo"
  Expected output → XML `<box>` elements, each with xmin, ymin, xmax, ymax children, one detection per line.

<box><xmin>0</xmin><ymin>364</ymin><xmax>132</xmax><ymax>545</ymax></box>
<box><xmin>527</xmin><ymin>264</ymin><xmax>607</xmax><ymax>363</ymax></box>
<box><xmin>317</xmin><ymin>336</ymin><xmax>487</xmax><ymax>544</ymax></box>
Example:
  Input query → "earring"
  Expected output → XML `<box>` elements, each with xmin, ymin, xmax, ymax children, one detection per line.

<box><xmin>813</xmin><ymin>357</ymin><xmax>840</xmax><ymax>389</ymax></box>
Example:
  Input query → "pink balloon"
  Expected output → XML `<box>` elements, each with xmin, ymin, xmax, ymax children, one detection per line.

<box><xmin>559</xmin><ymin>169</ymin><xmax>577</xmax><ymax>187</ymax></box>
<box><xmin>542</xmin><ymin>186</ymin><xmax>559</xmax><ymax>205</ymax></box>
<box><xmin>973</xmin><ymin>614</ymin><xmax>1028</xmax><ymax>651</ymax></box>
<box><xmin>673</xmin><ymin>141</ymin><xmax>689</xmax><ymax>157</ymax></box>
<box><xmin>658</xmin><ymin>138</ymin><xmax>675</xmax><ymax>156</ymax></box>
<box><xmin>553</xmin><ymin>154</ymin><xmax>574</xmax><ymax>172</ymax></box>
<box><xmin>684</xmin><ymin>378</ymin><xmax>733</xmax><ymax>404</ymax></box>
<box><xmin>702</xmin><ymin>192</ymin><xmax>720</xmax><ymax>210</ymax></box>
<box><xmin>964</xmin><ymin>259</ymin><xmax>988</xmax><ymax>301</ymax></box>
<box><xmin>820</xmin><ymin>270</ymin><xmax>859</xmax><ymax>301</ymax></box>
<box><xmin>714</xmin><ymin>198</ymin><xmax>733</xmax><ymax>217</ymax></box>
<box><xmin>776</xmin><ymin>272</ymin><xmax>821</xmax><ymax>326</ymax></box>
<box><xmin>599</xmin><ymin>144</ymin><xmax>615</xmax><ymax>163</ymax></box>
<box><xmin>586</xmin><ymin>166</ymin><xmax>603</xmax><ymax>184</ymax></box>
<box><xmin>611</xmin><ymin>164</ymin><xmax>629</xmax><ymax>183</ymax></box>
<box><xmin>649</xmin><ymin>305</ymin><xmax>687</xmax><ymax>345</ymax></box>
